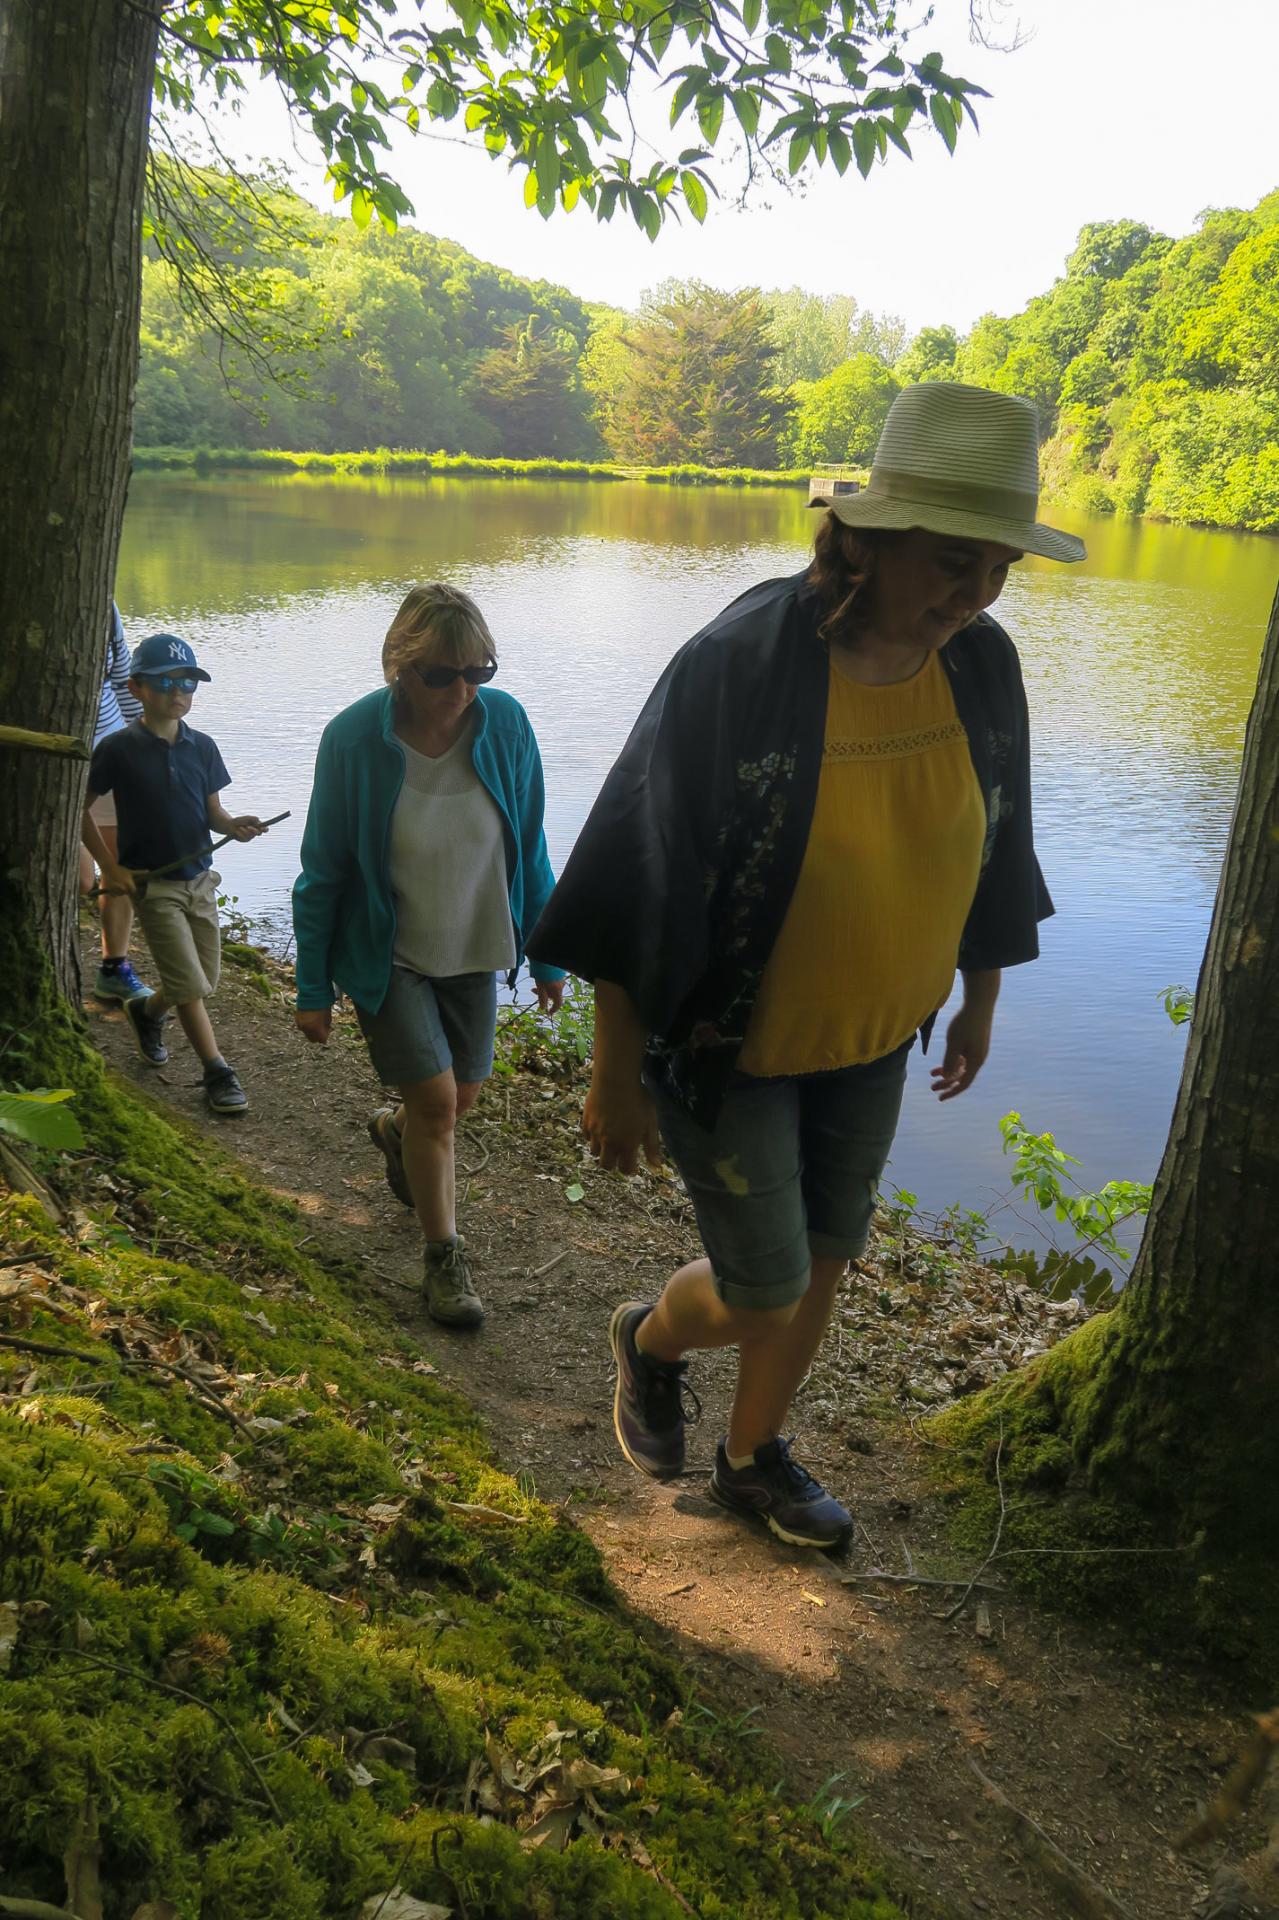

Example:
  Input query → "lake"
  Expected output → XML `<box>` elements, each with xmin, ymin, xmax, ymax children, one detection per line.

<box><xmin>117</xmin><ymin>473</ymin><xmax>1277</xmax><ymax>1260</ymax></box>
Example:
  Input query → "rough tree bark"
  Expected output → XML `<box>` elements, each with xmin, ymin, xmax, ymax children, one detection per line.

<box><xmin>0</xmin><ymin>0</ymin><xmax>159</xmax><ymax>1006</ymax></box>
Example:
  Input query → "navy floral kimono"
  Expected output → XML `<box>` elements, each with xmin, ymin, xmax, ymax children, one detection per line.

<box><xmin>528</xmin><ymin>569</ymin><xmax>1052</xmax><ymax>1125</ymax></box>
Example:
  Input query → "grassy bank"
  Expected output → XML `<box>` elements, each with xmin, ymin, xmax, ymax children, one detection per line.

<box><xmin>0</xmin><ymin>968</ymin><xmax>911</xmax><ymax>1919</ymax></box>
<box><xmin>131</xmin><ymin>446</ymin><xmax>812</xmax><ymax>488</ymax></box>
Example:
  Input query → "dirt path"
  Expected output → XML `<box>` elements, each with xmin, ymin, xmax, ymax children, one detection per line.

<box><xmin>83</xmin><ymin>937</ymin><xmax>1255</xmax><ymax>1920</ymax></box>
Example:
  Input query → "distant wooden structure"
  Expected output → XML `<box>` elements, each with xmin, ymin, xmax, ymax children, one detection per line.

<box><xmin>807</xmin><ymin>468</ymin><xmax>863</xmax><ymax>504</ymax></box>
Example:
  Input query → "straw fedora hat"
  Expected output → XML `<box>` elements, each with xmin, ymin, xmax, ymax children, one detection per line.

<box><xmin>811</xmin><ymin>381</ymin><xmax>1086</xmax><ymax>563</ymax></box>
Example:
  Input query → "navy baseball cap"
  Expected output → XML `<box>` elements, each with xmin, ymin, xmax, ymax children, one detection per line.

<box><xmin>129</xmin><ymin>633</ymin><xmax>211</xmax><ymax>682</ymax></box>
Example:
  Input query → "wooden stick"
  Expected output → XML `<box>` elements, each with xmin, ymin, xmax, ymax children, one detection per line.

<box><xmin>88</xmin><ymin>810</ymin><xmax>291</xmax><ymax>896</ymax></box>
<box><xmin>0</xmin><ymin>722</ymin><xmax>89</xmax><ymax>761</ymax></box>
<box><xmin>966</xmin><ymin>1757</ymin><xmax>1137</xmax><ymax>1920</ymax></box>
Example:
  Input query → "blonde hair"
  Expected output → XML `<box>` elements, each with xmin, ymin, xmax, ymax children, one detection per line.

<box><xmin>381</xmin><ymin>583</ymin><xmax>497</xmax><ymax>685</ymax></box>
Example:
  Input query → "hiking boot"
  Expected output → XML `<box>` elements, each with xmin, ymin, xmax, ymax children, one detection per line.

<box><xmin>204</xmin><ymin>1063</ymin><xmax>249</xmax><ymax>1115</ymax></box>
<box><xmin>709</xmin><ymin>1437</ymin><xmax>853</xmax><ymax>1551</ymax></box>
<box><xmin>368</xmin><ymin>1107</ymin><xmax>413</xmax><ymax>1208</ymax></box>
<box><xmin>608</xmin><ymin>1301</ymin><xmax>701</xmax><ymax>1481</ymax></box>
<box><xmin>125</xmin><ymin>994</ymin><xmax>169</xmax><ymax>1067</ymax></box>
<box><xmin>423</xmin><ymin>1236</ymin><xmax>484</xmax><ymax>1328</ymax></box>
<box><xmin>95</xmin><ymin>958</ymin><xmax>151</xmax><ymax>1003</ymax></box>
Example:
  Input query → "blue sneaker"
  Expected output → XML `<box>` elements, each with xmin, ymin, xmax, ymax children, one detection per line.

<box><xmin>609</xmin><ymin>1302</ymin><xmax>701</xmax><ymax>1481</ymax></box>
<box><xmin>709</xmin><ymin>1437</ymin><xmax>853</xmax><ymax>1550</ymax></box>
<box><xmin>95</xmin><ymin>958</ymin><xmax>151</xmax><ymax>1003</ymax></box>
<box><xmin>124</xmin><ymin>993</ymin><xmax>169</xmax><ymax>1068</ymax></box>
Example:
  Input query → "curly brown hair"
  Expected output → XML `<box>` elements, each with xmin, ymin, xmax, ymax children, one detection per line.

<box><xmin>806</xmin><ymin>513</ymin><xmax>904</xmax><ymax>648</ymax></box>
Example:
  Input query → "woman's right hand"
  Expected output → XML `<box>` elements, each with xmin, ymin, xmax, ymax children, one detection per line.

<box><xmin>582</xmin><ymin>1075</ymin><xmax>663</xmax><ymax>1174</ymax></box>
<box><xmin>294</xmin><ymin>1007</ymin><xmax>333</xmax><ymax>1046</ymax></box>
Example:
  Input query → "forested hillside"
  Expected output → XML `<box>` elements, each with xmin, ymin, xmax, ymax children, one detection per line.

<box><xmin>139</xmin><ymin>171</ymin><xmax>1279</xmax><ymax>531</ymax></box>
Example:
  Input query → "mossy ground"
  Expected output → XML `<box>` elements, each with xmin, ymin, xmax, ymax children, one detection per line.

<box><xmin>1</xmin><ymin>939</ymin><xmax>912</xmax><ymax>1918</ymax></box>
<box><xmin>926</xmin><ymin>1313</ymin><xmax>1279</xmax><ymax>1675</ymax></box>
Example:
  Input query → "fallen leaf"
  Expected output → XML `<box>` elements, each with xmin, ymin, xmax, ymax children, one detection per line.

<box><xmin>357</xmin><ymin>1891</ymin><xmax>452</xmax><ymax>1920</ymax></box>
<box><xmin>801</xmin><ymin>1590</ymin><xmax>827</xmax><ymax>1608</ymax></box>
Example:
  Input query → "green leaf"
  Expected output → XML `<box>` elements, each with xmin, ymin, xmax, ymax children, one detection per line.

<box><xmin>828</xmin><ymin>126</ymin><xmax>851</xmax><ymax>174</ymax></box>
<box><xmin>465</xmin><ymin>100</ymin><xmax>487</xmax><ymax>131</ymax></box>
<box><xmin>741</xmin><ymin>0</ymin><xmax>762</xmax><ymax>31</ymax></box>
<box><xmin>765</xmin><ymin>32</ymin><xmax>791</xmax><ymax>73</ymax></box>
<box><xmin>730</xmin><ymin>89</ymin><xmax>760</xmax><ymax>139</ymax></box>
<box><xmin>565</xmin><ymin>1182</ymin><xmax>585</xmax><ymax>1203</ymax></box>
<box><xmin>787</xmin><ymin>129</ymin><xmax>811</xmax><ymax>174</ymax></box>
<box><xmin>524</xmin><ymin>168</ymin><xmax>540</xmax><ymax>209</ymax></box>
<box><xmin>192</xmin><ymin>1510</ymin><xmax>238</xmax><ymax>1536</ymax></box>
<box><xmin>682</xmin><ymin>170</ymin><xmax>708</xmax><ymax>221</ymax></box>
<box><xmin>696</xmin><ymin>90</ymin><xmax>724</xmax><ymax>144</ymax></box>
<box><xmin>851</xmin><ymin>117</ymin><xmax>877</xmax><ymax>176</ymax></box>
<box><xmin>349</xmin><ymin>187</ymin><xmax>373</xmax><ymax>229</ymax></box>
<box><xmin>930</xmin><ymin>92</ymin><xmax>957</xmax><ymax>152</ymax></box>
<box><xmin>0</xmin><ymin>1089</ymin><xmax>84</xmax><ymax>1151</ymax></box>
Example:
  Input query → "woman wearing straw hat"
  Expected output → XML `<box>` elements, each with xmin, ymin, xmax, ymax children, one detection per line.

<box><xmin>529</xmin><ymin>382</ymin><xmax>1084</xmax><ymax>1553</ymax></box>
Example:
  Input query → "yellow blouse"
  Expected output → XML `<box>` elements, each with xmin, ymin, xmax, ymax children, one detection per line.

<box><xmin>738</xmin><ymin>650</ymin><xmax>987</xmax><ymax>1078</ymax></box>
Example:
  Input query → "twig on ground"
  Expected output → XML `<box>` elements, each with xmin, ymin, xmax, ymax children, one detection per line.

<box><xmin>458</xmin><ymin>1128</ymin><xmax>491</xmax><ymax>1175</ymax></box>
<box><xmin>944</xmin><ymin>1413</ymin><xmax>1006</xmax><ymax>1621</ymax></box>
<box><xmin>0</xmin><ymin>1332</ymin><xmax>106</xmax><ymax>1364</ymax></box>
<box><xmin>840</xmin><ymin>1571</ymin><xmax>1008</xmax><ymax>1595</ymax></box>
<box><xmin>530</xmin><ymin>1249</ymin><xmax>568</xmax><ymax>1279</ymax></box>
<box><xmin>445</xmin><ymin>1500</ymin><xmax>528</xmax><ymax>1526</ymax></box>
<box><xmin>966</xmin><ymin>1756</ymin><xmax>1137</xmax><ymax>1920</ymax></box>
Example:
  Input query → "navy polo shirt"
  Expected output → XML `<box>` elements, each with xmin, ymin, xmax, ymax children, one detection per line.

<box><xmin>88</xmin><ymin>719</ymin><xmax>230</xmax><ymax>878</ymax></box>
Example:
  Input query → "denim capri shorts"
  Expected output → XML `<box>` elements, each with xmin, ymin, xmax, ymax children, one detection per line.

<box><xmin>648</xmin><ymin>1040</ymin><xmax>912</xmax><ymax>1311</ymax></box>
<box><xmin>355</xmin><ymin>965</ymin><xmax>498</xmax><ymax>1088</ymax></box>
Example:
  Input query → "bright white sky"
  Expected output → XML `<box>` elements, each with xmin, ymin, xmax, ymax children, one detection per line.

<box><xmin>217</xmin><ymin>0</ymin><xmax>1279</xmax><ymax>332</ymax></box>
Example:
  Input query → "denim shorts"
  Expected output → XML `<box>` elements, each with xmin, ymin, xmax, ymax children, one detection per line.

<box><xmin>649</xmin><ymin>1041</ymin><xmax>911</xmax><ymax>1311</ymax></box>
<box><xmin>355</xmin><ymin>966</ymin><xmax>497</xmax><ymax>1089</ymax></box>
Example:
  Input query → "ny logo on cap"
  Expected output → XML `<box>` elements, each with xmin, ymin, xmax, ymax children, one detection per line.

<box><xmin>168</xmin><ymin>640</ymin><xmax>188</xmax><ymax>661</ymax></box>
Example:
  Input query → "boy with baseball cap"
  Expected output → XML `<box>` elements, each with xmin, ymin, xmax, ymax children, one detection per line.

<box><xmin>81</xmin><ymin>634</ymin><xmax>269</xmax><ymax>1114</ymax></box>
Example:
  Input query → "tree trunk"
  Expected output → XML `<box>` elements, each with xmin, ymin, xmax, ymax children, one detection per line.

<box><xmin>0</xmin><ymin>0</ymin><xmax>159</xmax><ymax>1008</ymax></box>
<box><xmin>1067</xmin><ymin>576</ymin><xmax>1279</xmax><ymax>1545</ymax></box>
<box><xmin>938</xmin><ymin>581</ymin><xmax>1279</xmax><ymax>1621</ymax></box>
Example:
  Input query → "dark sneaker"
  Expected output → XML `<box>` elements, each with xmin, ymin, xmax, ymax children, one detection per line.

<box><xmin>125</xmin><ymin>994</ymin><xmax>169</xmax><ymax>1067</ymax></box>
<box><xmin>423</xmin><ymin>1236</ymin><xmax>484</xmax><ymax>1328</ymax></box>
<box><xmin>204</xmin><ymin>1064</ymin><xmax>249</xmax><ymax>1115</ymax></box>
<box><xmin>95</xmin><ymin>959</ymin><xmax>151</xmax><ymax>1003</ymax></box>
<box><xmin>609</xmin><ymin>1301</ymin><xmax>701</xmax><ymax>1481</ymax></box>
<box><xmin>368</xmin><ymin>1107</ymin><xmax>413</xmax><ymax>1208</ymax></box>
<box><xmin>709</xmin><ymin>1437</ymin><xmax>853</xmax><ymax>1550</ymax></box>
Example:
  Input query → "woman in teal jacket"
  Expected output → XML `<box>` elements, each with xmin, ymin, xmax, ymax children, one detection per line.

<box><xmin>293</xmin><ymin>583</ymin><xmax>564</xmax><ymax>1327</ymax></box>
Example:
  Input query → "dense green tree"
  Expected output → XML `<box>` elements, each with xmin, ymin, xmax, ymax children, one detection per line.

<box><xmin>783</xmin><ymin>352</ymin><xmax>900</xmax><ymax>466</ymax></box>
<box><xmin>604</xmin><ymin>282</ymin><xmax>787</xmax><ymax>467</ymax></box>
<box><xmin>894</xmin><ymin>322</ymin><xmax>959</xmax><ymax>385</ymax></box>
<box><xmin>467</xmin><ymin>318</ymin><xmax>597</xmax><ymax>457</ymax></box>
<box><xmin>765</xmin><ymin>288</ymin><xmax>906</xmax><ymax>390</ymax></box>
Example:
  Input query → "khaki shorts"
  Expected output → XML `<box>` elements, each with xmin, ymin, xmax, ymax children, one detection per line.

<box><xmin>88</xmin><ymin>791</ymin><xmax>117</xmax><ymax>829</ymax></box>
<box><xmin>135</xmin><ymin>869</ymin><xmax>222</xmax><ymax>1005</ymax></box>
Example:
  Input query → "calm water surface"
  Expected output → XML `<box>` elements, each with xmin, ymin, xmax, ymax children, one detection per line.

<box><xmin>117</xmin><ymin>475</ymin><xmax>1276</xmax><ymax>1251</ymax></box>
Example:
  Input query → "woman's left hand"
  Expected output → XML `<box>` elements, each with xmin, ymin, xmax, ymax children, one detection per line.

<box><xmin>930</xmin><ymin>1006</ymin><xmax>993</xmax><ymax>1101</ymax></box>
<box><xmin>534</xmin><ymin>980</ymin><xmax>565</xmax><ymax>1015</ymax></box>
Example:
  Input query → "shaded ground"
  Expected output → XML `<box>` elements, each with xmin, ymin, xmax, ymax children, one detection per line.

<box><xmin>81</xmin><ymin>931</ymin><xmax>1266</xmax><ymax>1920</ymax></box>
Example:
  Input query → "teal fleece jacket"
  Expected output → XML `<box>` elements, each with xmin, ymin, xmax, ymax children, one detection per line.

<box><xmin>292</xmin><ymin>686</ymin><xmax>565</xmax><ymax>1013</ymax></box>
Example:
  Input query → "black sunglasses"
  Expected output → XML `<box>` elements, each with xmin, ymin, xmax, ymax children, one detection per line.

<box><xmin>413</xmin><ymin>662</ymin><xmax>497</xmax><ymax>690</ymax></box>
